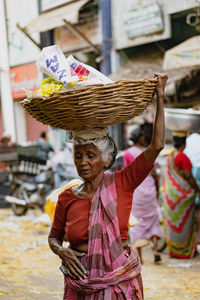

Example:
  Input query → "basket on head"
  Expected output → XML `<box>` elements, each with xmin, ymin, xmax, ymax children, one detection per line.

<box><xmin>22</xmin><ymin>78</ymin><xmax>157</xmax><ymax>131</ymax></box>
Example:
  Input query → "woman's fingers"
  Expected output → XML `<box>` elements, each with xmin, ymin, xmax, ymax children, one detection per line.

<box><xmin>60</xmin><ymin>247</ymin><xmax>87</xmax><ymax>280</ymax></box>
<box><xmin>154</xmin><ymin>73</ymin><xmax>168</xmax><ymax>97</ymax></box>
<box><xmin>65</xmin><ymin>268</ymin><xmax>77</xmax><ymax>280</ymax></box>
<box><xmin>66</xmin><ymin>257</ymin><xmax>87</xmax><ymax>278</ymax></box>
<box><xmin>154</xmin><ymin>73</ymin><xmax>168</xmax><ymax>82</ymax></box>
<box><xmin>71</xmin><ymin>249</ymin><xmax>86</xmax><ymax>257</ymax></box>
<box><xmin>70</xmin><ymin>260</ymin><xmax>87</xmax><ymax>279</ymax></box>
<box><xmin>73</xmin><ymin>259</ymin><xmax>87</xmax><ymax>275</ymax></box>
<box><xmin>68</xmin><ymin>248</ymin><xmax>87</xmax><ymax>274</ymax></box>
<box><xmin>66</xmin><ymin>262</ymin><xmax>87</xmax><ymax>280</ymax></box>
<box><xmin>154</xmin><ymin>72</ymin><xmax>168</xmax><ymax>78</ymax></box>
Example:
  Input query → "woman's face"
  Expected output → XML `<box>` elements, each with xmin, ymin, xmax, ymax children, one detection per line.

<box><xmin>74</xmin><ymin>143</ymin><xmax>105</xmax><ymax>180</ymax></box>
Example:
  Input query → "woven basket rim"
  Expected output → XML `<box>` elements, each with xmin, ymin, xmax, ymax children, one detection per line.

<box><xmin>23</xmin><ymin>78</ymin><xmax>158</xmax><ymax>102</ymax></box>
<box><xmin>22</xmin><ymin>77</ymin><xmax>158</xmax><ymax>130</ymax></box>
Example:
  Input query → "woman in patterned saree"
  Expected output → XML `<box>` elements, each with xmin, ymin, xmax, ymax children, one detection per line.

<box><xmin>163</xmin><ymin>133</ymin><xmax>200</xmax><ymax>259</ymax></box>
<box><xmin>48</xmin><ymin>74</ymin><xmax>168</xmax><ymax>300</ymax></box>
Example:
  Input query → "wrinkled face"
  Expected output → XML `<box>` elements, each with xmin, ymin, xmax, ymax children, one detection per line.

<box><xmin>74</xmin><ymin>143</ymin><xmax>105</xmax><ymax>180</ymax></box>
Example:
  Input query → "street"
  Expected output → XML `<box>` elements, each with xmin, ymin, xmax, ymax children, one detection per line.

<box><xmin>0</xmin><ymin>208</ymin><xmax>200</xmax><ymax>300</ymax></box>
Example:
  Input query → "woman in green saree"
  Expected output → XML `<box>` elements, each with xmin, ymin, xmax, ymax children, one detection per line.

<box><xmin>163</xmin><ymin>133</ymin><xmax>200</xmax><ymax>258</ymax></box>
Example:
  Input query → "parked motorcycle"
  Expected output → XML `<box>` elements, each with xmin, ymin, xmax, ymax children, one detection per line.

<box><xmin>5</xmin><ymin>166</ymin><xmax>55</xmax><ymax>216</ymax></box>
<box><xmin>0</xmin><ymin>170</ymin><xmax>12</xmax><ymax>208</ymax></box>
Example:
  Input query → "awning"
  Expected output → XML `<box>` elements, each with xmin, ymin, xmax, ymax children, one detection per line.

<box><xmin>163</xmin><ymin>36</ymin><xmax>200</xmax><ymax>70</ymax></box>
<box><xmin>109</xmin><ymin>48</ymin><xmax>200</xmax><ymax>87</ymax></box>
<box><xmin>109</xmin><ymin>47</ymin><xmax>200</xmax><ymax>107</ymax></box>
<box><xmin>23</xmin><ymin>0</ymin><xmax>89</xmax><ymax>34</ymax></box>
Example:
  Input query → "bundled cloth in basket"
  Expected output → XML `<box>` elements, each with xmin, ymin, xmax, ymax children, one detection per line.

<box><xmin>22</xmin><ymin>45</ymin><xmax>157</xmax><ymax>131</ymax></box>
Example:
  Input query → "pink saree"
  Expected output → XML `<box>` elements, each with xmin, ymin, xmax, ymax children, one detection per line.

<box><xmin>63</xmin><ymin>173</ymin><xmax>143</xmax><ymax>299</ymax></box>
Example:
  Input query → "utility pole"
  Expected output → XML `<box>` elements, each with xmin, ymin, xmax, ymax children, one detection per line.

<box><xmin>0</xmin><ymin>0</ymin><xmax>16</xmax><ymax>141</ymax></box>
<box><xmin>99</xmin><ymin>0</ymin><xmax>112</xmax><ymax>76</ymax></box>
<box><xmin>99</xmin><ymin>0</ymin><xmax>125</xmax><ymax>149</ymax></box>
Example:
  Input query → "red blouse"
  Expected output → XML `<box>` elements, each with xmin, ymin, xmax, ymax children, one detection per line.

<box><xmin>174</xmin><ymin>152</ymin><xmax>192</xmax><ymax>170</ymax></box>
<box><xmin>50</xmin><ymin>152</ymin><xmax>153</xmax><ymax>248</ymax></box>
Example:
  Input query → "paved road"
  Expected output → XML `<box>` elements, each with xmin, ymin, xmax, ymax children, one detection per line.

<box><xmin>0</xmin><ymin>208</ymin><xmax>200</xmax><ymax>299</ymax></box>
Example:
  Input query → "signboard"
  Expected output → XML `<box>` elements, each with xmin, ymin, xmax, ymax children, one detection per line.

<box><xmin>112</xmin><ymin>0</ymin><xmax>171</xmax><ymax>50</ymax></box>
<box><xmin>124</xmin><ymin>3</ymin><xmax>164</xmax><ymax>39</ymax></box>
<box><xmin>54</xmin><ymin>18</ymin><xmax>101</xmax><ymax>53</ymax></box>
<box><xmin>6</xmin><ymin>0</ymin><xmax>40</xmax><ymax>66</ymax></box>
<box><xmin>9</xmin><ymin>63</ymin><xmax>42</xmax><ymax>99</ymax></box>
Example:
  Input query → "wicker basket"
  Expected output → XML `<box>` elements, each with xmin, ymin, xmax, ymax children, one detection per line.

<box><xmin>22</xmin><ymin>78</ymin><xmax>157</xmax><ymax>131</ymax></box>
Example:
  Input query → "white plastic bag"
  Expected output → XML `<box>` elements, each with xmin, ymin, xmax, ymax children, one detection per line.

<box><xmin>65</xmin><ymin>54</ymin><xmax>113</xmax><ymax>85</ymax></box>
<box><xmin>36</xmin><ymin>45</ymin><xmax>113</xmax><ymax>88</ymax></box>
<box><xmin>36</xmin><ymin>45</ymin><xmax>71</xmax><ymax>84</ymax></box>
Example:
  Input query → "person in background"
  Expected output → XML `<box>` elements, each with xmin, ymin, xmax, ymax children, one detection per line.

<box><xmin>36</xmin><ymin>131</ymin><xmax>53</xmax><ymax>161</ymax></box>
<box><xmin>184</xmin><ymin>131</ymin><xmax>200</xmax><ymax>243</ymax></box>
<box><xmin>141</xmin><ymin>122</ymin><xmax>153</xmax><ymax>148</ymax></box>
<box><xmin>48</xmin><ymin>142</ymin><xmax>78</xmax><ymax>187</ymax></box>
<box><xmin>184</xmin><ymin>131</ymin><xmax>200</xmax><ymax>169</ymax></box>
<box><xmin>0</xmin><ymin>135</ymin><xmax>14</xmax><ymax>146</ymax></box>
<box><xmin>124</xmin><ymin>127</ymin><xmax>161</xmax><ymax>264</ymax></box>
<box><xmin>163</xmin><ymin>132</ymin><xmax>200</xmax><ymax>258</ymax></box>
<box><xmin>0</xmin><ymin>134</ymin><xmax>16</xmax><ymax>170</ymax></box>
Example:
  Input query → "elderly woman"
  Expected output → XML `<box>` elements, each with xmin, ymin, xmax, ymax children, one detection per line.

<box><xmin>48</xmin><ymin>74</ymin><xmax>168</xmax><ymax>299</ymax></box>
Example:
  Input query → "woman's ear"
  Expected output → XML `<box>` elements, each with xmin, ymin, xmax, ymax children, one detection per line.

<box><xmin>104</xmin><ymin>158</ymin><xmax>111</xmax><ymax>169</ymax></box>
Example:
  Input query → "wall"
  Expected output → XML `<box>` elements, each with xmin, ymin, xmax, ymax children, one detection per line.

<box><xmin>9</xmin><ymin>62</ymin><xmax>44</xmax><ymax>143</ymax></box>
<box><xmin>0</xmin><ymin>108</ymin><xmax>4</xmax><ymax>139</ymax></box>
<box><xmin>26</xmin><ymin>113</ymin><xmax>48</xmax><ymax>142</ymax></box>
<box><xmin>14</xmin><ymin>102</ymin><xmax>27</xmax><ymax>144</ymax></box>
<box><xmin>3</xmin><ymin>0</ymin><xmax>42</xmax><ymax>144</ymax></box>
<box><xmin>6</xmin><ymin>0</ymin><xmax>40</xmax><ymax>67</ymax></box>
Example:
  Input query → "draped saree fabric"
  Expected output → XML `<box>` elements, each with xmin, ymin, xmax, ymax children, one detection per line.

<box><xmin>163</xmin><ymin>152</ymin><xmax>196</xmax><ymax>258</ymax></box>
<box><xmin>64</xmin><ymin>173</ymin><xmax>142</xmax><ymax>299</ymax></box>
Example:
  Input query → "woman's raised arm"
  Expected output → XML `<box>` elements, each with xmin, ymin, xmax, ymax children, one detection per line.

<box><xmin>143</xmin><ymin>73</ymin><xmax>168</xmax><ymax>165</ymax></box>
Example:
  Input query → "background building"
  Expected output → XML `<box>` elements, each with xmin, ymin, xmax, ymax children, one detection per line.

<box><xmin>0</xmin><ymin>0</ymin><xmax>199</xmax><ymax>148</ymax></box>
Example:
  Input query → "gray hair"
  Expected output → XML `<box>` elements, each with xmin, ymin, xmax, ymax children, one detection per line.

<box><xmin>72</xmin><ymin>136</ymin><xmax>117</xmax><ymax>169</ymax></box>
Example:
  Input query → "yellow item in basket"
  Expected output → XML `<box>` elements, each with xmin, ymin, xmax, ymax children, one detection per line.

<box><xmin>38</xmin><ymin>77</ymin><xmax>64</xmax><ymax>97</ymax></box>
<box><xmin>45</xmin><ymin>178</ymin><xmax>82</xmax><ymax>222</ymax></box>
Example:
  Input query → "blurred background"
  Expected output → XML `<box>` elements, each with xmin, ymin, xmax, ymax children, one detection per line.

<box><xmin>0</xmin><ymin>0</ymin><xmax>200</xmax><ymax>219</ymax></box>
<box><xmin>0</xmin><ymin>1</ymin><xmax>200</xmax><ymax>299</ymax></box>
<box><xmin>0</xmin><ymin>0</ymin><xmax>200</xmax><ymax>149</ymax></box>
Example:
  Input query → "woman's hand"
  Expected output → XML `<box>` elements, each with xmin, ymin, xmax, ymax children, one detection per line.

<box><xmin>58</xmin><ymin>246</ymin><xmax>87</xmax><ymax>280</ymax></box>
<box><xmin>48</xmin><ymin>234</ymin><xmax>87</xmax><ymax>280</ymax></box>
<box><xmin>154</xmin><ymin>73</ymin><xmax>168</xmax><ymax>98</ymax></box>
